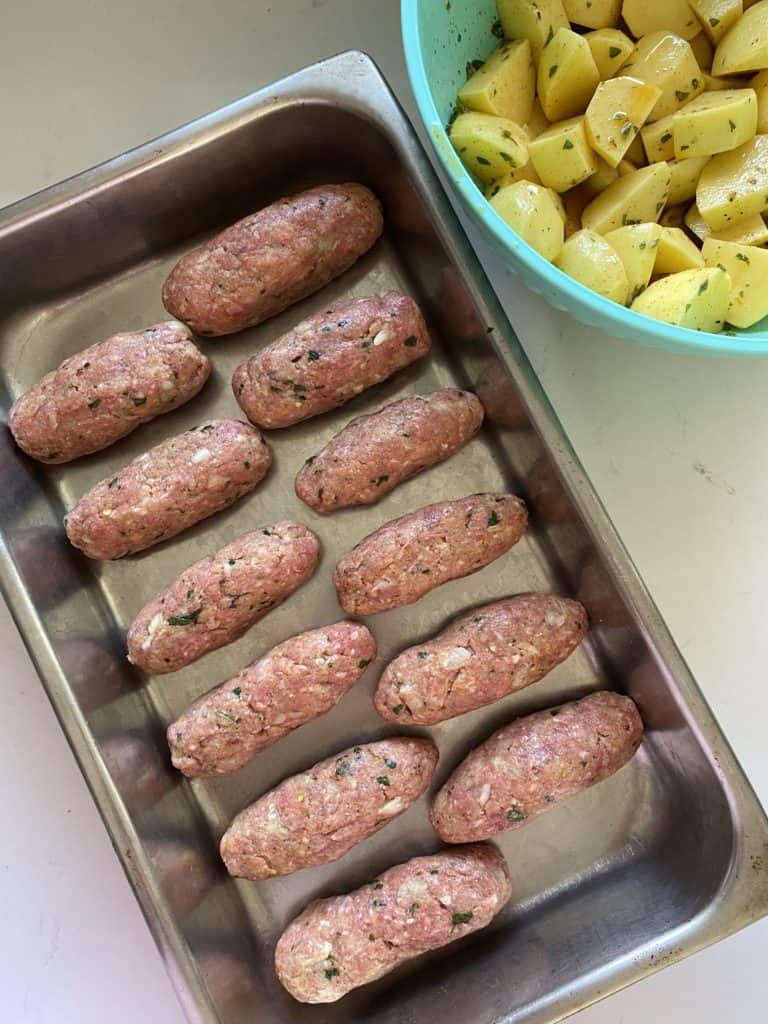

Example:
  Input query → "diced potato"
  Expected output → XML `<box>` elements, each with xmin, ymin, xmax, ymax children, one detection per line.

<box><xmin>696</xmin><ymin>134</ymin><xmax>768</xmax><ymax>229</ymax></box>
<box><xmin>660</xmin><ymin>204</ymin><xmax>688</xmax><ymax>228</ymax></box>
<box><xmin>625</xmin><ymin>132</ymin><xmax>647</xmax><ymax>165</ymax></box>
<box><xmin>525</xmin><ymin>98</ymin><xmax>551</xmax><ymax>138</ymax></box>
<box><xmin>582</xmin><ymin>161</ymin><xmax>671</xmax><ymax>233</ymax></box>
<box><xmin>485</xmin><ymin>164</ymin><xmax>543</xmax><ymax>197</ymax></box>
<box><xmin>489</xmin><ymin>180</ymin><xmax>565</xmax><ymax>259</ymax></box>
<box><xmin>538</xmin><ymin>29</ymin><xmax>600</xmax><ymax>121</ymax></box>
<box><xmin>585</xmin><ymin>28</ymin><xmax>635</xmax><ymax>79</ymax></box>
<box><xmin>449</xmin><ymin>112</ymin><xmax>530</xmax><ymax>183</ymax></box>
<box><xmin>529</xmin><ymin>117</ymin><xmax>599</xmax><ymax>191</ymax></box>
<box><xmin>605</xmin><ymin>222</ymin><xmax>662</xmax><ymax>299</ymax></box>
<box><xmin>690</xmin><ymin>31</ymin><xmax>715</xmax><ymax>70</ymax></box>
<box><xmin>582</xmin><ymin>156</ymin><xmax>620</xmax><ymax>196</ymax></box>
<box><xmin>641</xmin><ymin>114</ymin><xmax>676</xmax><ymax>162</ymax></box>
<box><xmin>712</xmin><ymin>0</ymin><xmax>768</xmax><ymax>74</ymax></box>
<box><xmin>631</xmin><ymin>266</ymin><xmax>731</xmax><ymax>330</ymax></box>
<box><xmin>685</xmin><ymin>202</ymin><xmax>768</xmax><ymax>243</ymax></box>
<box><xmin>654</xmin><ymin>226</ymin><xmax>706</xmax><ymax>271</ymax></box>
<box><xmin>751</xmin><ymin>70</ymin><xmax>768</xmax><ymax>130</ymax></box>
<box><xmin>623</xmin><ymin>32</ymin><xmax>705</xmax><ymax>120</ymax></box>
<box><xmin>688</xmin><ymin>0</ymin><xmax>743</xmax><ymax>45</ymax></box>
<box><xmin>702</xmin><ymin>237</ymin><xmax>768</xmax><ymax>325</ymax></box>
<box><xmin>703</xmin><ymin>71</ymin><xmax>747</xmax><ymax>89</ymax></box>
<box><xmin>563</xmin><ymin>0</ymin><xmax>621</xmax><ymax>29</ymax></box>
<box><xmin>560</xmin><ymin>185</ymin><xmax>593</xmax><ymax>237</ymax></box>
<box><xmin>497</xmin><ymin>0</ymin><xmax>570</xmax><ymax>60</ymax></box>
<box><xmin>585</xmin><ymin>76</ymin><xmax>662</xmax><ymax>166</ymax></box>
<box><xmin>672</xmin><ymin>89</ymin><xmax>757</xmax><ymax>158</ymax></box>
<box><xmin>555</xmin><ymin>229</ymin><xmax>630</xmax><ymax>303</ymax></box>
<box><xmin>622</xmin><ymin>0</ymin><xmax>701</xmax><ymax>40</ymax></box>
<box><xmin>458</xmin><ymin>40</ymin><xmax>536</xmax><ymax>125</ymax></box>
<box><xmin>667</xmin><ymin>156</ymin><xmax>711</xmax><ymax>203</ymax></box>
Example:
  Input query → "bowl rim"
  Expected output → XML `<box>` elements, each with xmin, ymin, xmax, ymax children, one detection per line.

<box><xmin>400</xmin><ymin>0</ymin><xmax>768</xmax><ymax>356</ymax></box>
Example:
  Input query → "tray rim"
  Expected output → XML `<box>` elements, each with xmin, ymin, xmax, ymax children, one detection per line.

<box><xmin>1</xmin><ymin>49</ymin><xmax>767</xmax><ymax>1024</ymax></box>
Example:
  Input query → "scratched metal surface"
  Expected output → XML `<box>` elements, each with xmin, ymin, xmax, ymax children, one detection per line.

<box><xmin>0</xmin><ymin>52</ymin><xmax>766</xmax><ymax>1024</ymax></box>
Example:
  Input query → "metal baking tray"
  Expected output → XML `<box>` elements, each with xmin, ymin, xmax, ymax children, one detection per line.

<box><xmin>1</xmin><ymin>51</ymin><xmax>767</xmax><ymax>1024</ymax></box>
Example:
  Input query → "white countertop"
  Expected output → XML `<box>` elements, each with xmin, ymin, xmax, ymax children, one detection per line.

<box><xmin>2</xmin><ymin>2</ymin><xmax>767</xmax><ymax>1021</ymax></box>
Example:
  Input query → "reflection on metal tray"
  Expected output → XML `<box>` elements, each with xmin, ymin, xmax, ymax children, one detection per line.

<box><xmin>0</xmin><ymin>51</ymin><xmax>766</xmax><ymax>1024</ymax></box>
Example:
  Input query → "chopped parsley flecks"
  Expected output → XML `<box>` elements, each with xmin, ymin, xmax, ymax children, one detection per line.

<box><xmin>167</xmin><ymin>607</ymin><xmax>203</xmax><ymax>626</ymax></box>
<box><xmin>507</xmin><ymin>808</ymin><xmax>525</xmax><ymax>821</ymax></box>
<box><xmin>452</xmin><ymin>911</ymin><xmax>474</xmax><ymax>925</ymax></box>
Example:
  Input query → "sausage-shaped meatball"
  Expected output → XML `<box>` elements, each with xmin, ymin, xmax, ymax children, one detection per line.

<box><xmin>274</xmin><ymin>844</ymin><xmax>511</xmax><ymax>1003</ymax></box>
<box><xmin>127</xmin><ymin>523</ymin><xmax>320</xmax><ymax>674</ymax></box>
<box><xmin>295</xmin><ymin>389</ymin><xmax>484</xmax><ymax>514</ymax></box>
<box><xmin>162</xmin><ymin>184</ymin><xmax>383</xmax><ymax>336</ymax></box>
<box><xmin>431</xmin><ymin>691</ymin><xmax>643</xmax><ymax>843</ymax></box>
<box><xmin>232</xmin><ymin>292</ymin><xmax>430</xmax><ymax>429</ymax></box>
<box><xmin>64</xmin><ymin>419</ymin><xmax>271</xmax><ymax>560</ymax></box>
<box><xmin>9</xmin><ymin>321</ymin><xmax>210</xmax><ymax>463</ymax></box>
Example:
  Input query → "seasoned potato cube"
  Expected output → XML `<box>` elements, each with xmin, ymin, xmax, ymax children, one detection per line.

<box><xmin>696</xmin><ymin>135</ymin><xmax>768</xmax><ymax>229</ymax></box>
<box><xmin>623</xmin><ymin>32</ymin><xmax>705</xmax><ymax>120</ymax></box>
<box><xmin>750</xmin><ymin>70</ymin><xmax>768</xmax><ymax>130</ymax></box>
<box><xmin>605</xmin><ymin>222</ymin><xmax>662</xmax><ymax>299</ymax></box>
<box><xmin>583</xmin><ymin>156</ymin><xmax>621</xmax><ymax>196</ymax></box>
<box><xmin>538</xmin><ymin>29</ymin><xmax>600</xmax><ymax>121</ymax></box>
<box><xmin>458</xmin><ymin>40</ymin><xmax>536</xmax><ymax>125</ymax></box>
<box><xmin>555</xmin><ymin>229</ymin><xmax>630</xmax><ymax>303</ymax></box>
<box><xmin>497</xmin><ymin>0</ymin><xmax>570</xmax><ymax>59</ymax></box>
<box><xmin>560</xmin><ymin>185</ymin><xmax>593</xmax><ymax>237</ymax></box>
<box><xmin>631</xmin><ymin>266</ymin><xmax>731</xmax><ymax>330</ymax></box>
<box><xmin>690</xmin><ymin>31</ymin><xmax>715</xmax><ymax>70</ymax></box>
<box><xmin>667</xmin><ymin>156</ymin><xmax>711</xmax><ymax>203</ymax></box>
<box><xmin>529</xmin><ymin>118</ymin><xmax>599</xmax><ymax>191</ymax></box>
<box><xmin>622</xmin><ymin>0</ymin><xmax>701</xmax><ymax>40</ymax></box>
<box><xmin>585</xmin><ymin>29</ymin><xmax>635</xmax><ymax>79</ymax></box>
<box><xmin>688</xmin><ymin>0</ymin><xmax>743</xmax><ymax>46</ymax></box>
<box><xmin>449</xmin><ymin>112</ymin><xmax>530</xmax><ymax>183</ymax></box>
<box><xmin>702</xmin><ymin>237</ymin><xmax>768</xmax><ymax>326</ymax></box>
<box><xmin>489</xmin><ymin>180</ymin><xmax>565</xmax><ymax>259</ymax></box>
<box><xmin>563</xmin><ymin>0</ymin><xmax>621</xmax><ymax>29</ymax></box>
<box><xmin>654</xmin><ymin>226</ymin><xmax>706</xmax><ymax>271</ymax></box>
<box><xmin>713</xmin><ymin>1</ymin><xmax>768</xmax><ymax>75</ymax></box>
<box><xmin>582</xmin><ymin>161</ymin><xmax>671</xmax><ymax>233</ymax></box>
<box><xmin>525</xmin><ymin>98</ymin><xmax>551</xmax><ymax>138</ymax></box>
<box><xmin>685</xmin><ymin>202</ymin><xmax>768</xmax><ymax>243</ymax></box>
<box><xmin>672</xmin><ymin>89</ymin><xmax>757</xmax><ymax>158</ymax></box>
<box><xmin>641</xmin><ymin>114</ymin><xmax>677</xmax><ymax>162</ymax></box>
<box><xmin>660</xmin><ymin>204</ymin><xmax>688</xmax><ymax>228</ymax></box>
<box><xmin>585</xmin><ymin>77</ymin><xmax>662</xmax><ymax>167</ymax></box>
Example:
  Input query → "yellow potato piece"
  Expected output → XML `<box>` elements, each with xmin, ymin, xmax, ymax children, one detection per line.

<box><xmin>667</xmin><ymin>156</ymin><xmax>711</xmax><ymax>204</ymax></box>
<box><xmin>713</xmin><ymin>0</ymin><xmax>768</xmax><ymax>74</ymax></box>
<box><xmin>555</xmin><ymin>229</ymin><xmax>630</xmax><ymax>303</ymax></box>
<box><xmin>485</xmin><ymin>163</ymin><xmax>543</xmax><ymax>197</ymax></box>
<box><xmin>582</xmin><ymin>161</ymin><xmax>671</xmax><ymax>233</ymax></box>
<box><xmin>450</xmin><ymin>112</ymin><xmax>530</xmax><ymax>183</ymax></box>
<box><xmin>702</xmin><ymin>237</ymin><xmax>768</xmax><ymax>326</ymax></box>
<box><xmin>690</xmin><ymin>31</ymin><xmax>715</xmax><ymax>70</ymax></box>
<box><xmin>585</xmin><ymin>28</ymin><xmax>635</xmax><ymax>79</ymax></box>
<box><xmin>529</xmin><ymin>117</ymin><xmax>599</xmax><ymax>191</ymax></box>
<box><xmin>585</xmin><ymin>76</ymin><xmax>661</xmax><ymax>166</ymax></box>
<box><xmin>605</xmin><ymin>222</ymin><xmax>662</xmax><ymax>299</ymax></box>
<box><xmin>538</xmin><ymin>29</ymin><xmax>600</xmax><ymax>121</ymax></box>
<box><xmin>631</xmin><ymin>266</ymin><xmax>731</xmax><ymax>330</ymax></box>
<box><xmin>696</xmin><ymin>134</ymin><xmax>768</xmax><ymax>229</ymax></box>
<box><xmin>751</xmin><ymin>70</ymin><xmax>768</xmax><ymax>130</ymax></box>
<box><xmin>672</xmin><ymin>88</ymin><xmax>757</xmax><ymax>158</ymax></box>
<box><xmin>458</xmin><ymin>40</ymin><xmax>536</xmax><ymax>125</ymax></box>
<box><xmin>654</xmin><ymin>226</ymin><xmax>706</xmax><ymax>271</ymax></box>
<box><xmin>641</xmin><ymin>114</ymin><xmax>676</xmax><ymax>162</ymax></box>
<box><xmin>524</xmin><ymin>98</ymin><xmax>551</xmax><ymax>138</ymax></box>
<box><xmin>623</xmin><ymin>32</ymin><xmax>705</xmax><ymax>120</ymax></box>
<box><xmin>583</xmin><ymin>156</ymin><xmax>620</xmax><ymax>196</ymax></box>
<box><xmin>489</xmin><ymin>180</ymin><xmax>565</xmax><ymax>260</ymax></box>
<box><xmin>622</xmin><ymin>0</ymin><xmax>701</xmax><ymax>40</ymax></box>
<box><xmin>563</xmin><ymin>0</ymin><xmax>621</xmax><ymax>29</ymax></box>
<box><xmin>497</xmin><ymin>0</ymin><xmax>570</xmax><ymax>60</ymax></box>
<box><xmin>688</xmin><ymin>0</ymin><xmax>743</xmax><ymax>45</ymax></box>
<box><xmin>685</xmin><ymin>202</ymin><xmax>768</xmax><ymax>243</ymax></box>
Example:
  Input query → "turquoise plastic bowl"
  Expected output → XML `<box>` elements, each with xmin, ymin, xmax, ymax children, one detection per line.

<box><xmin>401</xmin><ymin>0</ymin><xmax>768</xmax><ymax>355</ymax></box>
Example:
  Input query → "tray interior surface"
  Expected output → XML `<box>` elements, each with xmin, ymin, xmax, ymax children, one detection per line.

<box><xmin>0</xmin><ymin>63</ymin><xmax>754</xmax><ymax>1024</ymax></box>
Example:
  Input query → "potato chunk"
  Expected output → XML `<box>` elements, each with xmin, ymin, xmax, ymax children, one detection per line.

<box><xmin>696</xmin><ymin>134</ymin><xmax>768</xmax><ymax>229</ymax></box>
<box><xmin>582</xmin><ymin>162</ymin><xmax>671</xmax><ymax>233</ymax></box>
<box><xmin>685</xmin><ymin>203</ymin><xmax>768</xmax><ymax>244</ymax></box>
<box><xmin>537</xmin><ymin>29</ymin><xmax>600</xmax><ymax>121</ymax></box>
<box><xmin>672</xmin><ymin>89</ymin><xmax>757</xmax><ymax>158</ymax></box>
<box><xmin>654</xmin><ymin>226</ymin><xmax>706</xmax><ymax>271</ymax></box>
<box><xmin>641</xmin><ymin>114</ymin><xmax>676</xmax><ymax>161</ymax></box>
<box><xmin>555</xmin><ymin>229</ymin><xmax>630</xmax><ymax>303</ymax></box>
<box><xmin>529</xmin><ymin>117</ymin><xmax>599</xmax><ymax>191</ymax></box>
<box><xmin>702</xmin><ymin>237</ymin><xmax>768</xmax><ymax>326</ymax></box>
<box><xmin>605</xmin><ymin>222</ymin><xmax>662</xmax><ymax>299</ymax></box>
<box><xmin>490</xmin><ymin>180</ymin><xmax>565</xmax><ymax>260</ymax></box>
<box><xmin>563</xmin><ymin>0</ymin><xmax>621</xmax><ymax>29</ymax></box>
<box><xmin>631</xmin><ymin>266</ymin><xmax>731</xmax><ymax>330</ymax></box>
<box><xmin>688</xmin><ymin>0</ymin><xmax>743</xmax><ymax>46</ymax></box>
<box><xmin>585</xmin><ymin>28</ymin><xmax>635</xmax><ymax>79</ymax></box>
<box><xmin>623</xmin><ymin>32</ymin><xmax>705</xmax><ymax>120</ymax></box>
<box><xmin>622</xmin><ymin>0</ymin><xmax>701</xmax><ymax>40</ymax></box>
<box><xmin>497</xmin><ymin>0</ymin><xmax>570</xmax><ymax>59</ymax></box>
<box><xmin>449</xmin><ymin>112</ymin><xmax>530</xmax><ymax>183</ymax></box>
<box><xmin>458</xmin><ymin>40</ymin><xmax>536</xmax><ymax>124</ymax></box>
<box><xmin>585</xmin><ymin>76</ymin><xmax>661</xmax><ymax>166</ymax></box>
<box><xmin>713</xmin><ymin>0</ymin><xmax>768</xmax><ymax>74</ymax></box>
